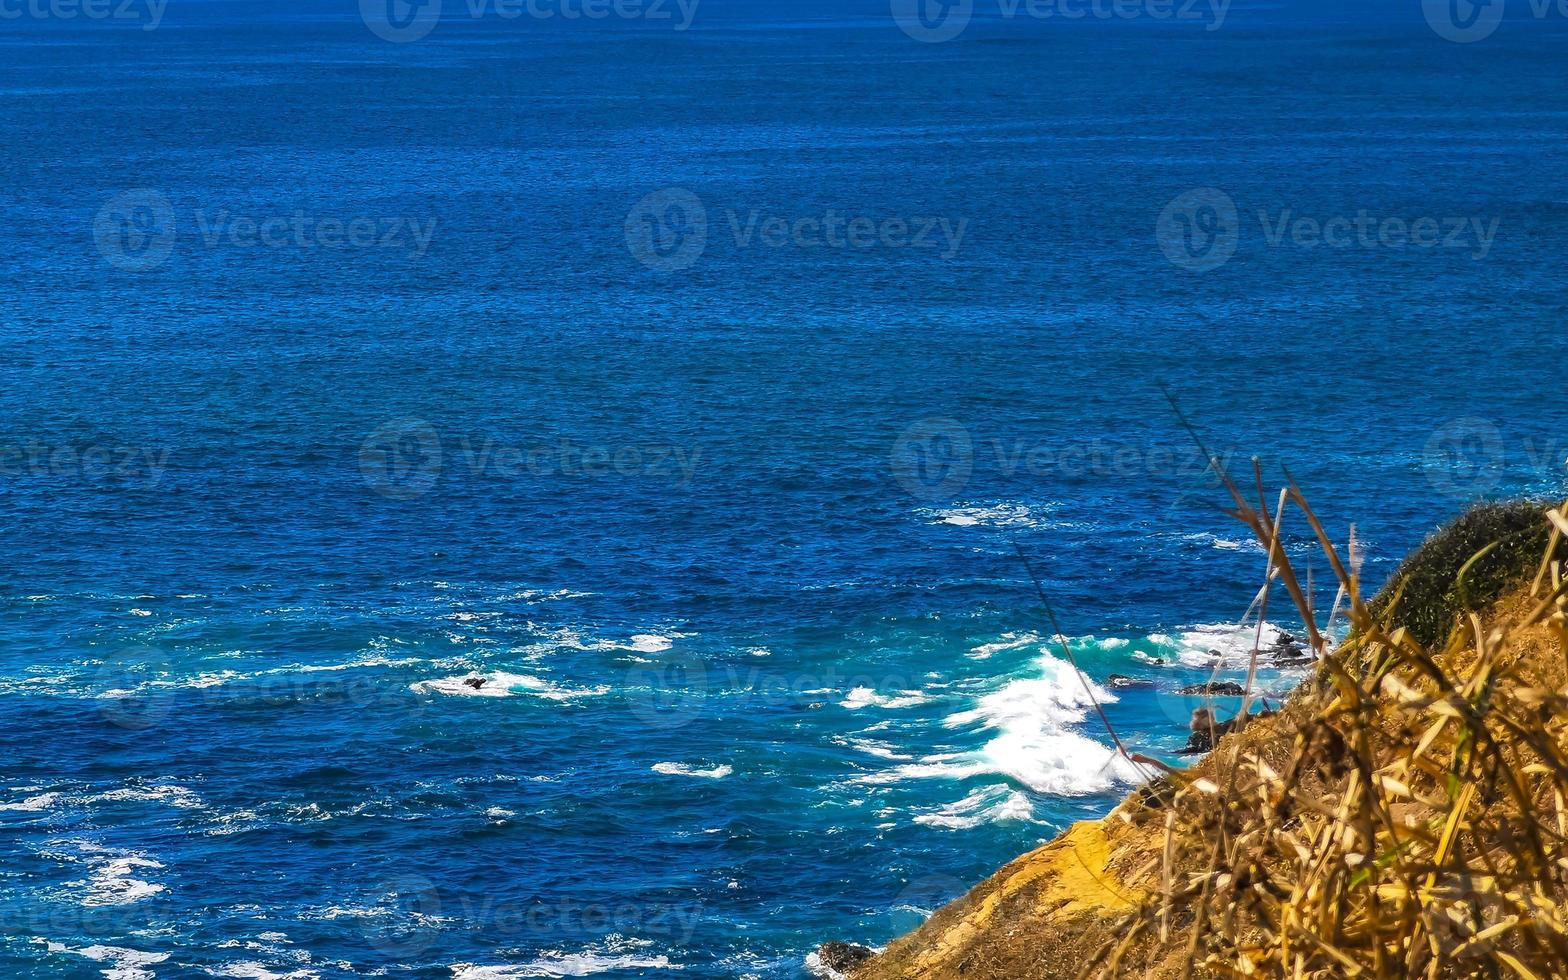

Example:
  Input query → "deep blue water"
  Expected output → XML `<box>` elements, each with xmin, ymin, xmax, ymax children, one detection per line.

<box><xmin>2</xmin><ymin>0</ymin><xmax>1567</xmax><ymax>977</ymax></box>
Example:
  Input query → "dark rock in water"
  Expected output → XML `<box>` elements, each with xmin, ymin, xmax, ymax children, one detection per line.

<box><xmin>1178</xmin><ymin>681</ymin><xmax>1247</xmax><ymax>697</ymax></box>
<box><xmin>1266</xmin><ymin>631</ymin><xmax>1314</xmax><ymax>665</ymax></box>
<box><xmin>817</xmin><ymin>942</ymin><xmax>875</xmax><ymax>975</ymax></box>
<box><xmin>463</xmin><ymin>676</ymin><xmax>487</xmax><ymax>690</ymax></box>
<box><xmin>1177</xmin><ymin>706</ymin><xmax>1277</xmax><ymax>755</ymax></box>
<box><xmin>1106</xmin><ymin>674</ymin><xmax>1153</xmax><ymax>690</ymax></box>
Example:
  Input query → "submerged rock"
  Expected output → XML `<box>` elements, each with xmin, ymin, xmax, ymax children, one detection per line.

<box><xmin>815</xmin><ymin>941</ymin><xmax>875</xmax><ymax>976</ymax></box>
<box><xmin>1178</xmin><ymin>681</ymin><xmax>1247</xmax><ymax>696</ymax></box>
<box><xmin>1106</xmin><ymin>673</ymin><xmax>1153</xmax><ymax>689</ymax></box>
<box><xmin>1177</xmin><ymin>706</ymin><xmax>1275</xmax><ymax>755</ymax></box>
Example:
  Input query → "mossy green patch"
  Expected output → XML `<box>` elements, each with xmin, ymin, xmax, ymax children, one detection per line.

<box><xmin>1371</xmin><ymin>501</ymin><xmax>1561</xmax><ymax>647</ymax></box>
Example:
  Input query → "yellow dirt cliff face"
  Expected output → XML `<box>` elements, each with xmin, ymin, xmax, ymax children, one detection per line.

<box><xmin>855</xmin><ymin>809</ymin><xmax>1169</xmax><ymax>980</ymax></box>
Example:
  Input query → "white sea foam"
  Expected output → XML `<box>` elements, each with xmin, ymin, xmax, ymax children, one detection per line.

<box><xmin>967</xmin><ymin>632</ymin><xmax>1044</xmax><ymax>661</ymax></box>
<box><xmin>43</xmin><ymin>942</ymin><xmax>169</xmax><ymax>980</ymax></box>
<box><xmin>949</xmin><ymin>654</ymin><xmax>1144</xmax><ymax>795</ymax></box>
<box><xmin>452</xmin><ymin>952</ymin><xmax>679</xmax><ymax>978</ymax></box>
<box><xmin>852</xmin><ymin>654</ymin><xmax>1145</xmax><ymax>796</ymax></box>
<box><xmin>1181</xmin><ymin>532</ymin><xmax>1262</xmax><ymax>552</ymax></box>
<box><xmin>0</xmin><ymin>792</ymin><xmax>60</xmax><ymax>812</ymax></box>
<box><xmin>834</xmin><ymin>736</ymin><xmax>913</xmax><ymax>761</ymax></box>
<box><xmin>1156</xmin><ymin>622</ymin><xmax>1291</xmax><ymax>669</ymax></box>
<box><xmin>913</xmin><ymin>786</ymin><xmax>1036</xmax><ymax>830</ymax></box>
<box><xmin>69</xmin><ymin>850</ymin><xmax>167</xmax><ymax>907</ymax></box>
<box><xmin>411</xmin><ymin>672</ymin><xmax>610</xmax><ymax>701</ymax></box>
<box><xmin>205</xmin><ymin>965</ymin><xmax>320</xmax><ymax>979</ymax></box>
<box><xmin>804</xmin><ymin>951</ymin><xmax>849</xmax><ymax>980</ymax></box>
<box><xmin>652</xmin><ymin>763</ymin><xmax>732</xmax><ymax>780</ymax></box>
<box><xmin>628</xmin><ymin>634</ymin><xmax>673</xmax><ymax>653</ymax></box>
<box><xmin>923</xmin><ymin>502</ymin><xmax>1052</xmax><ymax>529</ymax></box>
<box><xmin>841</xmin><ymin>688</ymin><xmax>930</xmax><ymax>710</ymax></box>
<box><xmin>91</xmin><ymin>785</ymin><xmax>204</xmax><ymax>809</ymax></box>
<box><xmin>805</xmin><ymin>946</ymin><xmax>885</xmax><ymax>980</ymax></box>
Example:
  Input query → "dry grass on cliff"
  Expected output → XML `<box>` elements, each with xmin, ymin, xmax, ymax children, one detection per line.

<box><xmin>1089</xmin><ymin>477</ymin><xmax>1568</xmax><ymax>979</ymax></box>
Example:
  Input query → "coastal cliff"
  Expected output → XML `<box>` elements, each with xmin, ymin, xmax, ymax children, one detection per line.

<box><xmin>835</xmin><ymin>500</ymin><xmax>1568</xmax><ymax>980</ymax></box>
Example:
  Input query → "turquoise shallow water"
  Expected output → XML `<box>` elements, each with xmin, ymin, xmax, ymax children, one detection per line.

<box><xmin>2</xmin><ymin>1</ymin><xmax>1568</xmax><ymax>977</ymax></box>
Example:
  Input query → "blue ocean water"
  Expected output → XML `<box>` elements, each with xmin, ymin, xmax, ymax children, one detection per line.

<box><xmin>3</xmin><ymin>0</ymin><xmax>1567</xmax><ymax>976</ymax></box>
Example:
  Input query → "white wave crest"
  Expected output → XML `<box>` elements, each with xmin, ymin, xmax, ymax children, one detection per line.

<box><xmin>913</xmin><ymin>786</ymin><xmax>1036</xmax><ymax>830</ymax></box>
<box><xmin>411</xmin><ymin>672</ymin><xmax>610</xmax><ymax>701</ymax></box>
<box><xmin>1155</xmin><ymin>622</ymin><xmax>1291</xmax><ymax>669</ymax></box>
<box><xmin>651</xmin><ymin>763</ymin><xmax>732</xmax><ymax>780</ymax></box>
<box><xmin>452</xmin><ymin>952</ymin><xmax>679</xmax><ymax>978</ymax></box>
<box><xmin>922</xmin><ymin>502</ymin><xmax>1053</xmax><ymax>529</ymax></box>
<box><xmin>42</xmin><ymin>942</ymin><xmax>168</xmax><ymax>980</ymax></box>
<box><xmin>841</xmin><ymin>688</ymin><xmax>930</xmax><ymax>710</ymax></box>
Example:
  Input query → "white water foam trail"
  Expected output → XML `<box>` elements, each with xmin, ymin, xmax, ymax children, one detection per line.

<box><xmin>651</xmin><ymin>763</ymin><xmax>732</xmax><ymax>780</ymax></box>
<box><xmin>949</xmin><ymin>653</ymin><xmax>1145</xmax><ymax>796</ymax></box>
<box><xmin>453</xmin><ymin>951</ymin><xmax>678</xmax><ymax>977</ymax></box>
<box><xmin>862</xmin><ymin>652</ymin><xmax>1143</xmax><ymax>797</ymax></box>
<box><xmin>920</xmin><ymin>502</ymin><xmax>1056</xmax><ymax>529</ymax></box>
<box><xmin>410</xmin><ymin>672</ymin><xmax>610</xmax><ymax>701</ymax></box>
<box><xmin>1151</xmin><ymin>622</ymin><xmax>1292</xmax><ymax>669</ymax></box>
<box><xmin>40</xmin><ymin>942</ymin><xmax>168</xmax><ymax>980</ymax></box>
<box><xmin>913</xmin><ymin>785</ymin><xmax>1037</xmax><ymax>830</ymax></box>
<box><xmin>840</xmin><ymin>688</ymin><xmax>929</xmax><ymax>710</ymax></box>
